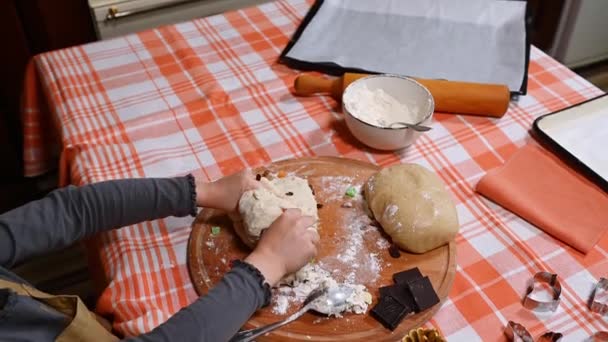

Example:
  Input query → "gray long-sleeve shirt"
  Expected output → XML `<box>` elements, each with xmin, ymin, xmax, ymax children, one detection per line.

<box><xmin>0</xmin><ymin>176</ymin><xmax>268</xmax><ymax>342</ymax></box>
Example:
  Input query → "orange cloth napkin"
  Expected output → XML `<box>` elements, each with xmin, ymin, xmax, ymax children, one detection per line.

<box><xmin>476</xmin><ymin>143</ymin><xmax>608</xmax><ymax>253</ymax></box>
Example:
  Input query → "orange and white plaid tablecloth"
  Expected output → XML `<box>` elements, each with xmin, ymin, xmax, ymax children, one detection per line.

<box><xmin>20</xmin><ymin>0</ymin><xmax>607</xmax><ymax>339</ymax></box>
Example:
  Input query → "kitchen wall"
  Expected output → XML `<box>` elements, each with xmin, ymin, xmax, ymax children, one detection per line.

<box><xmin>550</xmin><ymin>0</ymin><xmax>608</xmax><ymax>68</ymax></box>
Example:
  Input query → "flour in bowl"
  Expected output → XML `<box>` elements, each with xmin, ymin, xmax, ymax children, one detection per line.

<box><xmin>345</xmin><ymin>84</ymin><xmax>418</xmax><ymax>127</ymax></box>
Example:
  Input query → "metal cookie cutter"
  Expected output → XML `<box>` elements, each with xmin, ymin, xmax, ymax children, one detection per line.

<box><xmin>590</xmin><ymin>332</ymin><xmax>608</xmax><ymax>341</ymax></box>
<box><xmin>505</xmin><ymin>321</ymin><xmax>563</xmax><ymax>342</ymax></box>
<box><xmin>537</xmin><ymin>332</ymin><xmax>563</xmax><ymax>342</ymax></box>
<box><xmin>523</xmin><ymin>272</ymin><xmax>561</xmax><ymax>312</ymax></box>
<box><xmin>589</xmin><ymin>277</ymin><xmax>608</xmax><ymax>316</ymax></box>
<box><xmin>505</xmin><ymin>321</ymin><xmax>534</xmax><ymax>342</ymax></box>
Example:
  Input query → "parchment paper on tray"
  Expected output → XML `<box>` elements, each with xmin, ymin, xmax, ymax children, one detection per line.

<box><xmin>281</xmin><ymin>0</ymin><xmax>530</xmax><ymax>94</ymax></box>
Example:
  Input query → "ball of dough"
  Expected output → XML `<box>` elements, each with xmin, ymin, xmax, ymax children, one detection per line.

<box><xmin>364</xmin><ymin>164</ymin><xmax>459</xmax><ymax>253</ymax></box>
<box><xmin>236</xmin><ymin>175</ymin><xmax>318</xmax><ymax>248</ymax></box>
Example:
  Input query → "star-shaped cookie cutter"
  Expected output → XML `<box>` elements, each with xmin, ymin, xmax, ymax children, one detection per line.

<box><xmin>523</xmin><ymin>272</ymin><xmax>561</xmax><ymax>312</ymax></box>
<box><xmin>589</xmin><ymin>277</ymin><xmax>608</xmax><ymax>316</ymax></box>
<box><xmin>504</xmin><ymin>321</ymin><xmax>563</xmax><ymax>342</ymax></box>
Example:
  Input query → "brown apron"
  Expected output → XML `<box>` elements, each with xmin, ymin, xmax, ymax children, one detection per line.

<box><xmin>0</xmin><ymin>279</ymin><xmax>118</xmax><ymax>342</ymax></box>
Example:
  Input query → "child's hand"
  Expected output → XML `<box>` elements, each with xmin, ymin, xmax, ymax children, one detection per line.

<box><xmin>245</xmin><ymin>209</ymin><xmax>319</xmax><ymax>286</ymax></box>
<box><xmin>195</xmin><ymin>169</ymin><xmax>259</xmax><ymax>212</ymax></box>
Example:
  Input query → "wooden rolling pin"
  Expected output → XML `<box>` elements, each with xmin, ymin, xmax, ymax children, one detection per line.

<box><xmin>294</xmin><ymin>73</ymin><xmax>510</xmax><ymax>118</ymax></box>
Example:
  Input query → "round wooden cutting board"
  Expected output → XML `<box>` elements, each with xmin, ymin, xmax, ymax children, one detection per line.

<box><xmin>187</xmin><ymin>157</ymin><xmax>455</xmax><ymax>341</ymax></box>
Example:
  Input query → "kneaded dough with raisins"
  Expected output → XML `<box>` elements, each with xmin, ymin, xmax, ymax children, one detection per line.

<box><xmin>235</xmin><ymin>175</ymin><xmax>317</xmax><ymax>248</ymax></box>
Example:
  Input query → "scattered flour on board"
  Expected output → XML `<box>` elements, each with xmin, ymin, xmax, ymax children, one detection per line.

<box><xmin>313</xmin><ymin>317</ymin><xmax>329</xmax><ymax>324</ymax></box>
<box><xmin>319</xmin><ymin>176</ymin><xmax>363</xmax><ymax>202</ymax></box>
<box><xmin>325</xmin><ymin>204</ymin><xmax>384</xmax><ymax>286</ymax></box>
<box><xmin>269</xmin><ymin>175</ymin><xmax>389</xmax><ymax>316</ymax></box>
<box><xmin>376</xmin><ymin>238</ymin><xmax>390</xmax><ymax>249</ymax></box>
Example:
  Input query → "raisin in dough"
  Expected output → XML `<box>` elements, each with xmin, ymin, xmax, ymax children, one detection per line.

<box><xmin>364</xmin><ymin>164</ymin><xmax>459</xmax><ymax>253</ymax></box>
<box><xmin>236</xmin><ymin>175</ymin><xmax>318</xmax><ymax>248</ymax></box>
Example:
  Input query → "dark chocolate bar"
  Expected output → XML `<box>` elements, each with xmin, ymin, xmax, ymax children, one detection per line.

<box><xmin>379</xmin><ymin>285</ymin><xmax>392</xmax><ymax>298</ymax></box>
<box><xmin>406</xmin><ymin>276</ymin><xmax>440</xmax><ymax>312</ymax></box>
<box><xmin>370</xmin><ymin>295</ymin><xmax>409</xmax><ymax>331</ymax></box>
<box><xmin>379</xmin><ymin>284</ymin><xmax>416</xmax><ymax>313</ymax></box>
<box><xmin>393</xmin><ymin>267</ymin><xmax>423</xmax><ymax>285</ymax></box>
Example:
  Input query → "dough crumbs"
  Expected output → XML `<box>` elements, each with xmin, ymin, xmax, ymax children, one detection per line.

<box><xmin>272</xmin><ymin>295</ymin><xmax>289</xmax><ymax>315</ymax></box>
<box><xmin>272</xmin><ymin>264</ymin><xmax>372</xmax><ymax>317</ymax></box>
<box><xmin>271</xmin><ymin>287</ymin><xmax>293</xmax><ymax>315</ymax></box>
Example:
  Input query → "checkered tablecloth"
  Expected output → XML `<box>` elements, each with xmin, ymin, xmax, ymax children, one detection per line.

<box><xmin>21</xmin><ymin>0</ymin><xmax>608</xmax><ymax>339</ymax></box>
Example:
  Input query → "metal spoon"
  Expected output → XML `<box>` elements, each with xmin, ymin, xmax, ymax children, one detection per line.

<box><xmin>230</xmin><ymin>285</ymin><xmax>353</xmax><ymax>342</ymax></box>
<box><xmin>229</xmin><ymin>286</ymin><xmax>327</xmax><ymax>342</ymax></box>
<box><xmin>389</xmin><ymin>121</ymin><xmax>432</xmax><ymax>132</ymax></box>
<box><xmin>309</xmin><ymin>285</ymin><xmax>354</xmax><ymax>315</ymax></box>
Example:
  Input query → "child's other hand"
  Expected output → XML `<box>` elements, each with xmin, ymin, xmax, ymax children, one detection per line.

<box><xmin>245</xmin><ymin>209</ymin><xmax>319</xmax><ymax>286</ymax></box>
<box><xmin>195</xmin><ymin>169</ymin><xmax>259</xmax><ymax>212</ymax></box>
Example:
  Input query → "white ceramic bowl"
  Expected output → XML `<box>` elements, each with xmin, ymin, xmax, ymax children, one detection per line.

<box><xmin>342</xmin><ymin>75</ymin><xmax>434</xmax><ymax>151</ymax></box>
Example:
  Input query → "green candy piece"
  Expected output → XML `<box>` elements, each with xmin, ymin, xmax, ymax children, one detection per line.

<box><xmin>211</xmin><ymin>226</ymin><xmax>221</xmax><ymax>236</ymax></box>
<box><xmin>345</xmin><ymin>186</ymin><xmax>357</xmax><ymax>198</ymax></box>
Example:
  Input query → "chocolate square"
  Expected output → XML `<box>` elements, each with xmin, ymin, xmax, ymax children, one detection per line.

<box><xmin>378</xmin><ymin>285</ymin><xmax>392</xmax><ymax>298</ymax></box>
<box><xmin>393</xmin><ymin>267</ymin><xmax>423</xmax><ymax>285</ymax></box>
<box><xmin>370</xmin><ymin>295</ymin><xmax>409</xmax><ymax>331</ymax></box>
<box><xmin>379</xmin><ymin>284</ymin><xmax>416</xmax><ymax>313</ymax></box>
<box><xmin>406</xmin><ymin>276</ymin><xmax>440</xmax><ymax>312</ymax></box>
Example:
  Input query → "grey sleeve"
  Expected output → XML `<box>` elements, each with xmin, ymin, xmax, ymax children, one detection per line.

<box><xmin>0</xmin><ymin>175</ymin><xmax>270</xmax><ymax>341</ymax></box>
<box><xmin>0</xmin><ymin>176</ymin><xmax>196</xmax><ymax>268</ymax></box>
<box><xmin>128</xmin><ymin>262</ymin><xmax>270</xmax><ymax>342</ymax></box>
